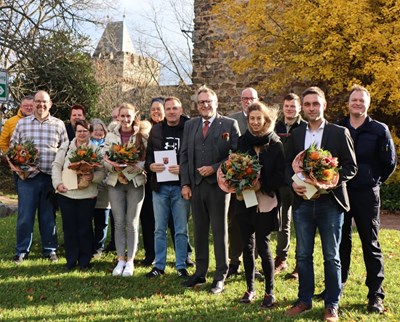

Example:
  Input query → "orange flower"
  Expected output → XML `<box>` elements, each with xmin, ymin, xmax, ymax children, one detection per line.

<box><xmin>309</xmin><ymin>151</ymin><xmax>321</xmax><ymax>160</ymax></box>
<box><xmin>323</xmin><ymin>169</ymin><xmax>335</xmax><ymax>181</ymax></box>
<box><xmin>77</xmin><ymin>150</ymin><xmax>86</xmax><ymax>157</ymax></box>
<box><xmin>112</xmin><ymin>144</ymin><xmax>122</xmax><ymax>152</ymax></box>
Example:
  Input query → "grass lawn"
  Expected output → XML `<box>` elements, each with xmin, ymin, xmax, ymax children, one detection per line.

<box><xmin>0</xmin><ymin>212</ymin><xmax>399</xmax><ymax>321</ymax></box>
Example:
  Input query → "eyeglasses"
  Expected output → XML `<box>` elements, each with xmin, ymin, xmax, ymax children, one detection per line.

<box><xmin>34</xmin><ymin>100</ymin><xmax>49</xmax><ymax>104</ymax></box>
<box><xmin>241</xmin><ymin>97</ymin><xmax>256</xmax><ymax>101</ymax></box>
<box><xmin>198</xmin><ymin>100</ymin><xmax>215</xmax><ymax>106</ymax></box>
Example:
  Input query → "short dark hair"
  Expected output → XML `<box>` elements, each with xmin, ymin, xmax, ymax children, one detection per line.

<box><xmin>74</xmin><ymin>119</ymin><xmax>92</xmax><ymax>132</ymax></box>
<box><xmin>283</xmin><ymin>93</ymin><xmax>300</xmax><ymax>105</ymax></box>
<box><xmin>70</xmin><ymin>104</ymin><xmax>86</xmax><ymax>117</ymax></box>
<box><xmin>150</xmin><ymin>97</ymin><xmax>164</xmax><ymax>106</ymax></box>
<box><xmin>301</xmin><ymin>87</ymin><xmax>326</xmax><ymax>103</ymax></box>
<box><xmin>164</xmin><ymin>96</ymin><xmax>182</xmax><ymax>106</ymax></box>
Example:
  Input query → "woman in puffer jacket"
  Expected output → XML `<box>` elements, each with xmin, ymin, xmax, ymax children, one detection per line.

<box><xmin>104</xmin><ymin>102</ymin><xmax>151</xmax><ymax>277</ymax></box>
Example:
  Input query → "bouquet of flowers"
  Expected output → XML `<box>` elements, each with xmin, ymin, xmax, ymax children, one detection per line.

<box><xmin>292</xmin><ymin>142</ymin><xmax>339</xmax><ymax>190</ymax></box>
<box><xmin>6</xmin><ymin>140</ymin><xmax>39</xmax><ymax>180</ymax></box>
<box><xmin>217</xmin><ymin>151</ymin><xmax>262</xmax><ymax>199</ymax></box>
<box><xmin>68</xmin><ymin>144</ymin><xmax>103</xmax><ymax>189</ymax></box>
<box><xmin>104</xmin><ymin>143</ymin><xmax>141</xmax><ymax>184</ymax></box>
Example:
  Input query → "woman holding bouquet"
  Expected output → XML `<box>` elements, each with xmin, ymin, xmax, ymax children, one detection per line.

<box><xmin>235</xmin><ymin>102</ymin><xmax>285</xmax><ymax>308</ymax></box>
<box><xmin>104</xmin><ymin>103</ymin><xmax>151</xmax><ymax>277</ymax></box>
<box><xmin>52</xmin><ymin>119</ymin><xmax>105</xmax><ymax>270</ymax></box>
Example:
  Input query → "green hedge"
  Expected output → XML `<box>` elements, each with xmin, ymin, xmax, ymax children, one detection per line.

<box><xmin>381</xmin><ymin>183</ymin><xmax>400</xmax><ymax>212</ymax></box>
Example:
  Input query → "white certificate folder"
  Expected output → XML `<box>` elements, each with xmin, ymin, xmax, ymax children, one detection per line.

<box><xmin>154</xmin><ymin>150</ymin><xmax>179</xmax><ymax>182</ymax></box>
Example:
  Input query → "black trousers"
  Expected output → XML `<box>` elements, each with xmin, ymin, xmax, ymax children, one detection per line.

<box><xmin>237</xmin><ymin>205</ymin><xmax>276</xmax><ymax>294</ymax></box>
<box><xmin>58</xmin><ymin>195</ymin><xmax>96</xmax><ymax>268</ymax></box>
<box><xmin>140</xmin><ymin>182</ymin><xmax>155</xmax><ymax>261</ymax></box>
<box><xmin>340</xmin><ymin>186</ymin><xmax>385</xmax><ymax>300</ymax></box>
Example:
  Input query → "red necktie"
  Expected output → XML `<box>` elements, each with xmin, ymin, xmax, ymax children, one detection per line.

<box><xmin>203</xmin><ymin>120</ymin><xmax>210</xmax><ymax>138</ymax></box>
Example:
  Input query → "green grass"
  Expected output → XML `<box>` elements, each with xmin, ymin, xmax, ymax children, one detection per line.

<box><xmin>0</xmin><ymin>213</ymin><xmax>399</xmax><ymax>321</ymax></box>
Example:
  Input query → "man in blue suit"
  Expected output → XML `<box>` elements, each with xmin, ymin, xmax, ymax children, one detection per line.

<box><xmin>284</xmin><ymin>87</ymin><xmax>357</xmax><ymax>322</ymax></box>
<box><xmin>180</xmin><ymin>85</ymin><xmax>240</xmax><ymax>294</ymax></box>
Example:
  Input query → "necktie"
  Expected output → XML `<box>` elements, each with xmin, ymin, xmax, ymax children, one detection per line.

<box><xmin>203</xmin><ymin>120</ymin><xmax>210</xmax><ymax>138</ymax></box>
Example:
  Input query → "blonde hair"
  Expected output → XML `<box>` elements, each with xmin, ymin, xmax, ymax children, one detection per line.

<box><xmin>247</xmin><ymin>102</ymin><xmax>278</xmax><ymax>134</ymax></box>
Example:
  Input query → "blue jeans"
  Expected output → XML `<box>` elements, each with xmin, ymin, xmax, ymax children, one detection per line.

<box><xmin>16</xmin><ymin>173</ymin><xmax>57</xmax><ymax>256</ymax></box>
<box><xmin>293</xmin><ymin>196</ymin><xmax>344</xmax><ymax>308</ymax></box>
<box><xmin>153</xmin><ymin>185</ymin><xmax>190</xmax><ymax>270</ymax></box>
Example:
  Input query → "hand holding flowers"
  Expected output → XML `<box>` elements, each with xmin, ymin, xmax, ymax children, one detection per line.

<box><xmin>217</xmin><ymin>151</ymin><xmax>262</xmax><ymax>200</ymax></box>
<box><xmin>104</xmin><ymin>143</ymin><xmax>142</xmax><ymax>184</ymax></box>
<box><xmin>6</xmin><ymin>140</ymin><xmax>39</xmax><ymax>179</ymax></box>
<box><xmin>292</xmin><ymin>142</ymin><xmax>339</xmax><ymax>191</ymax></box>
<box><xmin>68</xmin><ymin>144</ymin><xmax>103</xmax><ymax>189</ymax></box>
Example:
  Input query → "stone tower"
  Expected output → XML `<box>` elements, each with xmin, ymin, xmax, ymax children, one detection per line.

<box><xmin>93</xmin><ymin>21</ymin><xmax>160</xmax><ymax>92</ymax></box>
<box><xmin>191</xmin><ymin>0</ymin><xmax>266</xmax><ymax>114</ymax></box>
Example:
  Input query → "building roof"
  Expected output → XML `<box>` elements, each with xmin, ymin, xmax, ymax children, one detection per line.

<box><xmin>93</xmin><ymin>21</ymin><xmax>135</xmax><ymax>57</ymax></box>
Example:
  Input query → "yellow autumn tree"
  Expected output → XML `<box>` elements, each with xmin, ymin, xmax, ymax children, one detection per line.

<box><xmin>213</xmin><ymin>0</ymin><xmax>400</xmax><ymax>117</ymax></box>
<box><xmin>213</xmin><ymin>0</ymin><xmax>400</xmax><ymax>179</ymax></box>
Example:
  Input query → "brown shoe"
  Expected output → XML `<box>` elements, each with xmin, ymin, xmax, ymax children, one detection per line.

<box><xmin>324</xmin><ymin>306</ymin><xmax>339</xmax><ymax>322</ymax></box>
<box><xmin>274</xmin><ymin>257</ymin><xmax>287</xmax><ymax>274</ymax></box>
<box><xmin>285</xmin><ymin>301</ymin><xmax>311</xmax><ymax>316</ymax></box>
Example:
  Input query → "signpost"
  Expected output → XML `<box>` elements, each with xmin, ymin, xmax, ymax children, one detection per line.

<box><xmin>0</xmin><ymin>69</ymin><xmax>9</xmax><ymax>102</ymax></box>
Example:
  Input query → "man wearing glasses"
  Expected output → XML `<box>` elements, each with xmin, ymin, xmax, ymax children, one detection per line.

<box><xmin>227</xmin><ymin>88</ymin><xmax>258</xmax><ymax>278</ymax></box>
<box><xmin>10</xmin><ymin>90</ymin><xmax>68</xmax><ymax>264</ymax></box>
<box><xmin>180</xmin><ymin>85</ymin><xmax>240</xmax><ymax>294</ymax></box>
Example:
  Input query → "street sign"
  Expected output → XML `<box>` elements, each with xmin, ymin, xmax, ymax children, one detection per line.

<box><xmin>0</xmin><ymin>70</ymin><xmax>9</xmax><ymax>102</ymax></box>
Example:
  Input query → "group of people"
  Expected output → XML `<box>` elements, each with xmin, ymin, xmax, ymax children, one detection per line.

<box><xmin>0</xmin><ymin>83</ymin><xmax>396</xmax><ymax>321</ymax></box>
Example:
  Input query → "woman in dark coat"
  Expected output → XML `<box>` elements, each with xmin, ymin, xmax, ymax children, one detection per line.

<box><xmin>236</xmin><ymin>102</ymin><xmax>285</xmax><ymax>308</ymax></box>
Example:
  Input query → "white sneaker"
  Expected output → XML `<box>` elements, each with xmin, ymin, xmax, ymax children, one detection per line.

<box><xmin>122</xmin><ymin>261</ymin><xmax>134</xmax><ymax>277</ymax></box>
<box><xmin>112</xmin><ymin>260</ymin><xmax>126</xmax><ymax>276</ymax></box>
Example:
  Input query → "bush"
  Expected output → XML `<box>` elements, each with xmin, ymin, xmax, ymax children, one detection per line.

<box><xmin>381</xmin><ymin>183</ymin><xmax>400</xmax><ymax>212</ymax></box>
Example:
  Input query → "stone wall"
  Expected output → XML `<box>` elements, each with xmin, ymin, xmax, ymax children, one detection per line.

<box><xmin>192</xmin><ymin>0</ymin><xmax>268</xmax><ymax>115</ymax></box>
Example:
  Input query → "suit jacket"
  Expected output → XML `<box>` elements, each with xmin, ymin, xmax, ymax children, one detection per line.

<box><xmin>286</xmin><ymin>121</ymin><xmax>357</xmax><ymax>211</ymax></box>
<box><xmin>180</xmin><ymin>113</ymin><xmax>240</xmax><ymax>188</ymax></box>
<box><xmin>229</xmin><ymin>111</ymin><xmax>247</xmax><ymax>135</ymax></box>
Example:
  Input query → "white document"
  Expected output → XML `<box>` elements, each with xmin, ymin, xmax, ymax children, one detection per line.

<box><xmin>62</xmin><ymin>168</ymin><xmax>78</xmax><ymax>190</ymax></box>
<box><xmin>292</xmin><ymin>173</ymin><xmax>318</xmax><ymax>200</ymax></box>
<box><xmin>154</xmin><ymin>150</ymin><xmax>179</xmax><ymax>182</ymax></box>
<box><xmin>243</xmin><ymin>189</ymin><xmax>258</xmax><ymax>208</ymax></box>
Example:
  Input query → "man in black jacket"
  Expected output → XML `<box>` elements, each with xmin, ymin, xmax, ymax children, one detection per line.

<box><xmin>145</xmin><ymin>96</ymin><xmax>191</xmax><ymax>279</ymax></box>
<box><xmin>316</xmin><ymin>85</ymin><xmax>397</xmax><ymax>314</ymax></box>
<box><xmin>274</xmin><ymin>93</ymin><xmax>306</xmax><ymax>277</ymax></box>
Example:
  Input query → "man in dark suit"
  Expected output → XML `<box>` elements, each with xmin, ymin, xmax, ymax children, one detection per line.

<box><xmin>180</xmin><ymin>85</ymin><xmax>240</xmax><ymax>294</ymax></box>
<box><xmin>284</xmin><ymin>87</ymin><xmax>357</xmax><ymax>322</ymax></box>
<box><xmin>227</xmin><ymin>87</ymin><xmax>258</xmax><ymax>277</ymax></box>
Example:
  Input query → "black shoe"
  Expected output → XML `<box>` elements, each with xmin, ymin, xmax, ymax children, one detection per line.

<box><xmin>227</xmin><ymin>264</ymin><xmax>240</xmax><ymax>278</ymax></box>
<box><xmin>210</xmin><ymin>280</ymin><xmax>224</xmax><ymax>294</ymax></box>
<box><xmin>240</xmin><ymin>290</ymin><xmax>256</xmax><ymax>303</ymax></box>
<box><xmin>46</xmin><ymin>252</ymin><xmax>59</xmax><ymax>263</ymax></box>
<box><xmin>367</xmin><ymin>296</ymin><xmax>384</xmax><ymax>314</ymax></box>
<box><xmin>314</xmin><ymin>290</ymin><xmax>326</xmax><ymax>301</ymax></box>
<box><xmin>63</xmin><ymin>263</ymin><xmax>76</xmax><ymax>271</ymax></box>
<box><xmin>181</xmin><ymin>275</ymin><xmax>206</xmax><ymax>287</ymax></box>
<box><xmin>79</xmin><ymin>264</ymin><xmax>92</xmax><ymax>272</ymax></box>
<box><xmin>146</xmin><ymin>267</ymin><xmax>165</xmax><ymax>278</ymax></box>
<box><xmin>140</xmin><ymin>258</ymin><xmax>154</xmax><ymax>267</ymax></box>
<box><xmin>255</xmin><ymin>269</ymin><xmax>264</xmax><ymax>282</ymax></box>
<box><xmin>261</xmin><ymin>293</ymin><xmax>276</xmax><ymax>308</ymax></box>
<box><xmin>177</xmin><ymin>268</ymin><xmax>189</xmax><ymax>278</ymax></box>
<box><xmin>185</xmin><ymin>257</ymin><xmax>195</xmax><ymax>267</ymax></box>
<box><xmin>13</xmin><ymin>253</ymin><xmax>28</xmax><ymax>264</ymax></box>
